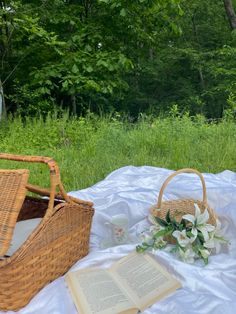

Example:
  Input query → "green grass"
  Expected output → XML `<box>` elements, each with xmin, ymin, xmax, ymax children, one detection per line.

<box><xmin>0</xmin><ymin>113</ymin><xmax>236</xmax><ymax>191</ymax></box>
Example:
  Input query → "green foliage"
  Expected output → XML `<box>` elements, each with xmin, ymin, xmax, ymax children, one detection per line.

<box><xmin>121</xmin><ymin>0</ymin><xmax>236</xmax><ymax>118</ymax></box>
<box><xmin>0</xmin><ymin>0</ymin><xmax>183</xmax><ymax>116</ymax></box>
<box><xmin>0</xmin><ymin>113</ymin><xmax>235</xmax><ymax>190</ymax></box>
<box><xmin>1</xmin><ymin>0</ymin><xmax>236</xmax><ymax>118</ymax></box>
<box><xmin>136</xmin><ymin>206</ymin><xmax>228</xmax><ymax>265</ymax></box>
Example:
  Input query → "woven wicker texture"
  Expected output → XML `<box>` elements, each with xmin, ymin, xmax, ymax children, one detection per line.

<box><xmin>151</xmin><ymin>168</ymin><xmax>217</xmax><ymax>225</ymax></box>
<box><xmin>0</xmin><ymin>154</ymin><xmax>94</xmax><ymax>311</ymax></box>
<box><xmin>0</xmin><ymin>169</ymin><xmax>29</xmax><ymax>256</ymax></box>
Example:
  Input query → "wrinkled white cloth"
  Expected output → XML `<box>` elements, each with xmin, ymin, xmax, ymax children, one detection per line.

<box><xmin>3</xmin><ymin>166</ymin><xmax>236</xmax><ymax>314</ymax></box>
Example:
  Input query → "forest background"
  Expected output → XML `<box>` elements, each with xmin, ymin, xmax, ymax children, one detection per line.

<box><xmin>1</xmin><ymin>0</ymin><xmax>236</xmax><ymax>118</ymax></box>
<box><xmin>0</xmin><ymin>0</ymin><xmax>236</xmax><ymax>189</ymax></box>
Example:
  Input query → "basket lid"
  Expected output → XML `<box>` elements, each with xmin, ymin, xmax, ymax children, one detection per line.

<box><xmin>0</xmin><ymin>169</ymin><xmax>29</xmax><ymax>256</ymax></box>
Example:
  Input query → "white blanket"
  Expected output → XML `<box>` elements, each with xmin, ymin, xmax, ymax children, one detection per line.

<box><xmin>4</xmin><ymin>166</ymin><xmax>236</xmax><ymax>314</ymax></box>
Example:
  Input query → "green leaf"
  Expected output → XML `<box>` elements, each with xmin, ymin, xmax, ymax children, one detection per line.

<box><xmin>62</xmin><ymin>80</ymin><xmax>69</xmax><ymax>89</ymax></box>
<box><xmin>120</xmin><ymin>8</ymin><xmax>126</xmax><ymax>17</ymax></box>
<box><xmin>165</xmin><ymin>209</ymin><xmax>171</xmax><ymax>223</ymax></box>
<box><xmin>154</xmin><ymin>216</ymin><xmax>168</xmax><ymax>227</ymax></box>
<box><xmin>186</xmin><ymin>231</ymin><xmax>193</xmax><ymax>237</ymax></box>
<box><xmin>85</xmin><ymin>44</ymin><xmax>92</xmax><ymax>52</ymax></box>
<box><xmin>180</xmin><ymin>218</ymin><xmax>186</xmax><ymax>228</ymax></box>
<box><xmin>171</xmin><ymin>217</ymin><xmax>179</xmax><ymax>229</ymax></box>
<box><xmin>153</xmin><ymin>227</ymin><xmax>173</xmax><ymax>239</ymax></box>
<box><xmin>72</xmin><ymin>64</ymin><xmax>79</xmax><ymax>74</ymax></box>
<box><xmin>86</xmin><ymin>66</ymin><xmax>93</xmax><ymax>73</ymax></box>
<box><xmin>136</xmin><ymin>245</ymin><xmax>145</xmax><ymax>253</ymax></box>
<box><xmin>170</xmin><ymin>246</ymin><xmax>179</xmax><ymax>253</ymax></box>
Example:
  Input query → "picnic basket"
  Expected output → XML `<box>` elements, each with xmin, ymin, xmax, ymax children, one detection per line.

<box><xmin>151</xmin><ymin>168</ymin><xmax>217</xmax><ymax>226</ymax></box>
<box><xmin>0</xmin><ymin>153</ymin><xmax>94</xmax><ymax>311</ymax></box>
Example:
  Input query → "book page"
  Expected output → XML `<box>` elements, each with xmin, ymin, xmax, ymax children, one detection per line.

<box><xmin>65</xmin><ymin>268</ymin><xmax>138</xmax><ymax>314</ymax></box>
<box><xmin>110</xmin><ymin>252</ymin><xmax>181</xmax><ymax>311</ymax></box>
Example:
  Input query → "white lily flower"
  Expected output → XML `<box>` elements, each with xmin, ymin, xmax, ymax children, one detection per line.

<box><xmin>197</xmin><ymin>223</ymin><xmax>215</xmax><ymax>241</ymax></box>
<box><xmin>183</xmin><ymin>204</ymin><xmax>215</xmax><ymax>241</ymax></box>
<box><xmin>204</xmin><ymin>237</ymin><xmax>220</xmax><ymax>253</ymax></box>
<box><xmin>153</xmin><ymin>237</ymin><xmax>167</xmax><ymax>250</ymax></box>
<box><xmin>199</xmin><ymin>248</ymin><xmax>210</xmax><ymax>259</ymax></box>
<box><xmin>190</xmin><ymin>227</ymin><xmax>198</xmax><ymax>240</ymax></box>
<box><xmin>183</xmin><ymin>203</ymin><xmax>209</xmax><ymax>225</ymax></box>
<box><xmin>178</xmin><ymin>247</ymin><xmax>195</xmax><ymax>264</ymax></box>
<box><xmin>149</xmin><ymin>225</ymin><xmax>161</xmax><ymax>234</ymax></box>
<box><xmin>137</xmin><ymin>205</ymin><xmax>228</xmax><ymax>265</ymax></box>
<box><xmin>148</xmin><ymin>214</ymin><xmax>164</xmax><ymax>235</ymax></box>
<box><xmin>204</xmin><ymin>219</ymin><xmax>227</xmax><ymax>253</ymax></box>
<box><xmin>172</xmin><ymin>230</ymin><xmax>191</xmax><ymax>247</ymax></box>
<box><xmin>214</xmin><ymin>219</ymin><xmax>224</xmax><ymax>238</ymax></box>
<box><xmin>148</xmin><ymin>214</ymin><xmax>159</xmax><ymax>226</ymax></box>
<box><xmin>140</xmin><ymin>232</ymin><xmax>153</xmax><ymax>244</ymax></box>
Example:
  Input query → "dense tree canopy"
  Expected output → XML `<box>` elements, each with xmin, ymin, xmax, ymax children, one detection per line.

<box><xmin>0</xmin><ymin>0</ymin><xmax>236</xmax><ymax>118</ymax></box>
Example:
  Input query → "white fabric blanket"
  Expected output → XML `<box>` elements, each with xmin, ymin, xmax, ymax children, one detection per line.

<box><xmin>4</xmin><ymin>166</ymin><xmax>236</xmax><ymax>314</ymax></box>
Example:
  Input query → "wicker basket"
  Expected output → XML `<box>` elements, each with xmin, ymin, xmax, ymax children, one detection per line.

<box><xmin>0</xmin><ymin>153</ymin><xmax>94</xmax><ymax>311</ymax></box>
<box><xmin>150</xmin><ymin>168</ymin><xmax>217</xmax><ymax>226</ymax></box>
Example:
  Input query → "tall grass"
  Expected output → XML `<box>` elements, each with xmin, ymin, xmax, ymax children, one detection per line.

<box><xmin>0</xmin><ymin>113</ymin><xmax>235</xmax><ymax>191</ymax></box>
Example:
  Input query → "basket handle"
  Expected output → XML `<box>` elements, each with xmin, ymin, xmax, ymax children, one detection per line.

<box><xmin>0</xmin><ymin>153</ymin><xmax>70</xmax><ymax>217</ymax></box>
<box><xmin>0</xmin><ymin>154</ymin><xmax>59</xmax><ymax>174</ymax></box>
<box><xmin>157</xmin><ymin>168</ymin><xmax>208</xmax><ymax>208</ymax></box>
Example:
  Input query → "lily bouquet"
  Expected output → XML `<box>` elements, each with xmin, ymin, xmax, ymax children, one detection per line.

<box><xmin>136</xmin><ymin>204</ymin><xmax>228</xmax><ymax>264</ymax></box>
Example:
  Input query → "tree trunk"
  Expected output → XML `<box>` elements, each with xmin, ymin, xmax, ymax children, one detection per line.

<box><xmin>191</xmin><ymin>12</ymin><xmax>205</xmax><ymax>90</ymax></box>
<box><xmin>0</xmin><ymin>91</ymin><xmax>2</xmax><ymax>120</ymax></box>
<box><xmin>0</xmin><ymin>79</ymin><xmax>6</xmax><ymax>120</ymax></box>
<box><xmin>223</xmin><ymin>0</ymin><xmax>236</xmax><ymax>30</ymax></box>
<box><xmin>71</xmin><ymin>95</ymin><xmax>76</xmax><ymax>115</ymax></box>
<box><xmin>198</xmin><ymin>67</ymin><xmax>205</xmax><ymax>90</ymax></box>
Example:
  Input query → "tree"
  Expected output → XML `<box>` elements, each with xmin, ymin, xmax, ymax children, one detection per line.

<box><xmin>1</xmin><ymin>0</ymin><xmax>183</xmax><ymax>116</ymax></box>
<box><xmin>0</xmin><ymin>0</ymin><xmax>66</xmax><ymax>116</ymax></box>
<box><xmin>0</xmin><ymin>80</ymin><xmax>5</xmax><ymax>120</ymax></box>
<box><xmin>223</xmin><ymin>0</ymin><xmax>236</xmax><ymax>29</ymax></box>
<box><xmin>137</xmin><ymin>0</ymin><xmax>236</xmax><ymax>118</ymax></box>
<box><xmin>1</xmin><ymin>0</ymin><xmax>235</xmax><ymax>118</ymax></box>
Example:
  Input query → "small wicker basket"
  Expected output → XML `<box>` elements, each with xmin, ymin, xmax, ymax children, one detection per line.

<box><xmin>150</xmin><ymin>168</ymin><xmax>217</xmax><ymax>226</ymax></box>
<box><xmin>0</xmin><ymin>153</ymin><xmax>94</xmax><ymax>311</ymax></box>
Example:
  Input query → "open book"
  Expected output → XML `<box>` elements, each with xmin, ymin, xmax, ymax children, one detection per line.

<box><xmin>65</xmin><ymin>251</ymin><xmax>181</xmax><ymax>314</ymax></box>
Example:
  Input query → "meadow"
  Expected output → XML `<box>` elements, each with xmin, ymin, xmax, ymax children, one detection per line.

<box><xmin>0</xmin><ymin>113</ymin><xmax>235</xmax><ymax>192</ymax></box>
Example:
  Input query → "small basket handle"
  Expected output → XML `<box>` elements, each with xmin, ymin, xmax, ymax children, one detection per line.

<box><xmin>157</xmin><ymin>168</ymin><xmax>207</xmax><ymax>208</ymax></box>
